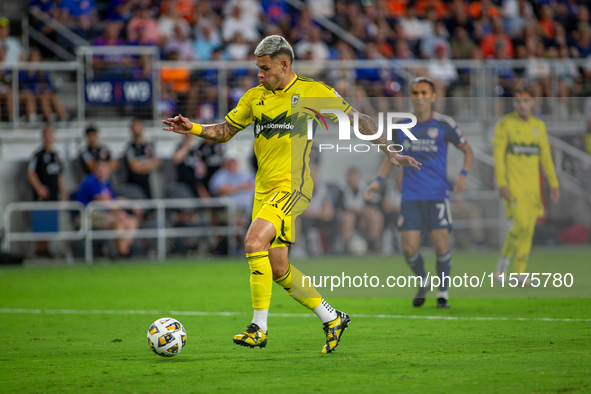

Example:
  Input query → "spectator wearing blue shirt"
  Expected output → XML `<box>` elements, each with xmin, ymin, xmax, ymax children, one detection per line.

<box><xmin>573</xmin><ymin>29</ymin><xmax>591</xmax><ymax>58</ymax></box>
<box><xmin>209</xmin><ymin>154</ymin><xmax>255</xmax><ymax>254</ymax></box>
<box><xmin>76</xmin><ymin>157</ymin><xmax>138</xmax><ymax>256</ymax></box>
<box><xmin>59</xmin><ymin>0</ymin><xmax>97</xmax><ymax>22</ymax></box>
<box><xmin>107</xmin><ymin>0</ymin><xmax>140</xmax><ymax>23</ymax></box>
<box><xmin>19</xmin><ymin>49</ymin><xmax>68</xmax><ymax>122</ymax></box>
<box><xmin>261</xmin><ymin>0</ymin><xmax>290</xmax><ymax>25</ymax></box>
<box><xmin>58</xmin><ymin>0</ymin><xmax>99</xmax><ymax>41</ymax></box>
<box><xmin>194</xmin><ymin>23</ymin><xmax>221</xmax><ymax>61</ymax></box>
<box><xmin>29</xmin><ymin>0</ymin><xmax>61</xmax><ymax>40</ymax></box>
<box><xmin>209</xmin><ymin>154</ymin><xmax>255</xmax><ymax>213</ymax></box>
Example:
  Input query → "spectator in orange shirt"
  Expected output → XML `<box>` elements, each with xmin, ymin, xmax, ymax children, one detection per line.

<box><xmin>160</xmin><ymin>50</ymin><xmax>190</xmax><ymax>113</ymax></box>
<box><xmin>469</xmin><ymin>0</ymin><xmax>499</xmax><ymax>19</ymax></box>
<box><xmin>480</xmin><ymin>18</ymin><xmax>514</xmax><ymax>58</ymax></box>
<box><xmin>159</xmin><ymin>0</ymin><xmax>195</xmax><ymax>25</ymax></box>
<box><xmin>415</xmin><ymin>0</ymin><xmax>447</xmax><ymax>18</ymax></box>
<box><xmin>538</xmin><ymin>5</ymin><xmax>556</xmax><ymax>40</ymax></box>
<box><xmin>383</xmin><ymin>0</ymin><xmax>408</xmax><ymax>18</ymax></box>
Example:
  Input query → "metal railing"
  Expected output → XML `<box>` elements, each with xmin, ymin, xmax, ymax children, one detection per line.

<box><xmin>0</xmin><ymin>61</ymin><xmax>78</xmax><ymax>130</ymax></box>
<box><xmin>26</xmin><ymin>9</ymin><xmax>90</xmax><ymax>60</ymax></box>
<box><xmin>2</xmin><ymin>54</ymin><xmax>591</xmax><ymax>131</ymax></box>
<box><xmin>2</xmin><ymin>201</ymin><xmax>86</xmax><ymax>247</ymax></box>
<box><xmin>547</xmin><ymin>134</ymin><xmax>591</xmax><ymax>195</ymax></box>
<box><xmin>2</xmin><ymin>197</ymin><xmax>245</xmax><ymax>263</ymax></box>
<box><xmin>2</xmin><ymin>191</ymin><xmax>509</xmax><ymax>262</ymax></box>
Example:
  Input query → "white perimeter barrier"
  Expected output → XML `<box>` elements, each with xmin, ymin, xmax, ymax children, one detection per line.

<box><xmin>2</xmin><ymin>197</ymin><xmax>244</xmax><ymax>263</ymax></box>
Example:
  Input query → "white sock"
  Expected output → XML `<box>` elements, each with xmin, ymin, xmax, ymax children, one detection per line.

<box><xmin>497</xmin><ymin>255</ymin><xmax>510</xmax><ymax>271</ymax></box>
<box><xmin>436</xmin><ymin>290</ymin><xmax>449</xmax><ymax>300</ymax></box>
<box><xmin>252</xmin><ymin>309</ymin><xmax>268</xmax><ymax>333</ymax></box>
<box><xmin>313</xmin><ymin>299</ymin><xmax>338</xmax><ymax>323</ymax></box>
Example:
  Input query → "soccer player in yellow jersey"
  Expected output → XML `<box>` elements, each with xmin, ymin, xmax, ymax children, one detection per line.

<box><xmin>163</xmin><ymin>35</ymin><xmax>421</xmax><ymax>353</ymax></box>
<box><xmin>493</xmin><ymin>90</ymin><xmax>560</xmax><ymax>284</ymax></box>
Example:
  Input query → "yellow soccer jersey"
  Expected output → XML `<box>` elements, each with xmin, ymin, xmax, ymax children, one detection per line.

<box><xmin>225</xmin><ymin>74</ymin><xmax>351</xmax><ymax>199</ymax></box>
<box><xmin>493</xmin><ymin>111</ymin><xmax>559</xmax><ymax>204</ymax></box>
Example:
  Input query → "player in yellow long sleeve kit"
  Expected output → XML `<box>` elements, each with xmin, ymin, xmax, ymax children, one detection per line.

<box><xmin>163</xmin><ymin>36</ymin><xmax>421</xmax><ymax>353</ymax></box>
<box><xmin>493</xmin><ymin>90</ymin><xmax>560</xmax><ymax>283</ymax></box>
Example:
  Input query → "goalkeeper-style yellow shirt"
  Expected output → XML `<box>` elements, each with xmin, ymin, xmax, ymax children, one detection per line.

<box><xmin>225</xmin><ymin>74</ymin><xmax>351</xmax><ymax>199</ymax></box>
<box><xmin>493</xmin><ymin>111</ymin><xmax>559</xmax><ymax>213</ymax></box>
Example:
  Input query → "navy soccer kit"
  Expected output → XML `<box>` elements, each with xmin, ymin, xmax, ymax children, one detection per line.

<box><xmin>392</xmin><ymin>112</ymin><xmax>467</xmax><ymax>233</ymax></box>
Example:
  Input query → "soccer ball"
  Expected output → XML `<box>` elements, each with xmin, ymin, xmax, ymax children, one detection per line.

<box><xmin>147</xmin><ymin>317</ymin><xmax>187</xmax><ymax>357</ymax></box>
<box><xmin>348</xmin><ymin>234</ymin><xmax>368</xmax><ymax>256</ymax></box>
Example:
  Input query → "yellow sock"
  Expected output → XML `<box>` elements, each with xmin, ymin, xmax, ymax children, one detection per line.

<box><xmin>513</xmin><ymin>254</ymin><xmax>528</xmax><ymax>274</ymax></box>
<box><xmin>274</xmin><ymin>264</ymin><xmax>322</xmax><ymax>310</ymax></box>
<box><xmin>246</xmin><ymin>252</ymin><xmax>273</xmax><ymax>310</ymax></box>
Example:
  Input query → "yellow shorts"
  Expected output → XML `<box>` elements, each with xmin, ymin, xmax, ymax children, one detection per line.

<box><xmin>252</xmin><ymin>189</ymin><xmax>310</xmax><ymax>249</ymax></box>
<box><xmin>503</xmin><ymin>195</ymin><xmax>544</xmax><ymax>220</ymax></box>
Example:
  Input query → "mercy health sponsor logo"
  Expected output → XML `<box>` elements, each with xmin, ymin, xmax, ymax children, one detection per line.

<box><xmin>403</xmin><ymin>138</ymin><xmax>439</xmax><ymax>152</ymax></box>
<box><xmin>305</xmin><ymin>108</ymin><xmax>417</xmax><ymax>153</ymax></box>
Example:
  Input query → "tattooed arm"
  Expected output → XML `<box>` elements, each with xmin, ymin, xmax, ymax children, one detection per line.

<box><xmin>199</xmin><ymin>122</ymin><xmax>242</xmax><ymax>143</ymax></box>
<box><xmin>163</xmin><ymin>114</ymin><xmax>241</xmax><ymax>143</ymax></box>
<box><xmin>347</xmin><ymin>109</ymin><xmax>392</xmax><ymax>157</ymax></box>
<box><xmin>347</xmin><ymin>109</ymin><xmax>422</xmax><ymax>170</ymax></box>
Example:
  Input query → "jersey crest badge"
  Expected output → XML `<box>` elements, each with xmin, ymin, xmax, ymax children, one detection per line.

<box><xmin>291</xmin><ymin>95</ymin><xmax>299</xmax><ymax>106</ymax></box>
<box><xmin>533</xmin><ymin>128</ymin><xmax>539</xmax><ymax>137</ymax></box>
<box><xmin>427</xmin><ymin>127</ymin><xmax>439</xmax><ymax>139</ymax></box>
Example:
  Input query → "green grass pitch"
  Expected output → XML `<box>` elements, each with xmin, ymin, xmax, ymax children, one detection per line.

<box><xmin>1</xmin><ymin>247</ymin><xmax>590</xmax><ymax>393</ymax></box>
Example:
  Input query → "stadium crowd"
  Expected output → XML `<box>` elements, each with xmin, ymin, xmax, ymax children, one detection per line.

<box><xmin>0</xmin><ymin>0</ymin><xmax>586</xmax><ymax>122</ymax></box>
<box><xmin>0</xmin><ymin>0</ymin><xmax>590</xmax><ymax>259</ymax></box>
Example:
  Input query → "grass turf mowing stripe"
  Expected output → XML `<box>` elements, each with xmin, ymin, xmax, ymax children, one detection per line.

<box><xmin>2</xmin><ymin>308</ymin><xmax>590</xmax><ymax>322</ymax></box>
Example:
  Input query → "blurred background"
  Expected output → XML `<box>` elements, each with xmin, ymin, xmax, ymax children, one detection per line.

<box><xmin>0</xmin><ymin>0</ymin><xmax>590</xmax><ymax>262</ymax></box>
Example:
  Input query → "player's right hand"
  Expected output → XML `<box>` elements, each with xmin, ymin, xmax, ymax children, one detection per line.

<box><xmin>163</xmin><ymin>114</ymin><xmax>192</xmax><ymax>134</ymax></box>
<box><xmin>37</xmin><ymin>185</ymin><xmax>50</xmax><ymax>200</ymax></box>
<box><xmin>499</xmin><ymin>186</ymin><xmax>510</xmax><ymax>200</ymax></box>
<box><xmin>364</xmin><ymin>180</ymin><xmax>380</xmax><ymax>201</ymax></box>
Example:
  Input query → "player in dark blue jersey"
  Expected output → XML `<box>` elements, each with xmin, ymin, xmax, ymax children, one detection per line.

<box><xmin>365</xmin><ymin>77</ymin><xmax>474</xmax><ymax>308</ymax></box>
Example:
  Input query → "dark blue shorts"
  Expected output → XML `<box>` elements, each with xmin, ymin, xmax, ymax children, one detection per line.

<box><xmin>398</xmin><ymin>199</ymin><xmax>452</xmax><ymax>233</ymax></box>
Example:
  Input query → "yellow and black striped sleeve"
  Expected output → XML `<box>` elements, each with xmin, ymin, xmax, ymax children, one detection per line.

<box><xmin>225</xmin><ymin>90</ymin><xmax>253</xmax><ymax>130</ymax></box>
<box><xmin>313</xmin><ymin>82</ymin><xmax>352</xmax><ymax>117</ymax></box>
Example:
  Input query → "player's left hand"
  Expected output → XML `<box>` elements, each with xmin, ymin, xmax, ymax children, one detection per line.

<box><xmin>391</xmin><ymin>155</ymin><xmax>421</xmax><ymax>170</ymax></box>
<box><xmin>163</xmin><ymin>114</ymin><xmax>192</xmax><ymax>134</ymax></box>
<box><xmin>453</xmin><ymin>174</ymin><xmax>467</xmax><ymax>195</ymax></box>
<box><xmin>550</xmin><ymin>188</ymin><xmax>560</xmax><ymax>204</ymax></box>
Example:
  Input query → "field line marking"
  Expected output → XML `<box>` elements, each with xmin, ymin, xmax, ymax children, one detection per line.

<box><xmin>1</xmin><ymin>308</ymin><xmax>590</xmax><ymax>322</ymax></box>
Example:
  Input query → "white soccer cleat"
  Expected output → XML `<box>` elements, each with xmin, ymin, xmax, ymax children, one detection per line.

<box><xmin>494</xmin><ymin>256</ymin><xmax>509</xmax><ymax>284</ymax></box>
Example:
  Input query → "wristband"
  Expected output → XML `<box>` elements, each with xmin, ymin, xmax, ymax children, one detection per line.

<box><xmin>190</xmin><ymin>123</ymin><xmax>203</xmax><ymax>136</ymax></box>
<box><xmin>376</xmin><ymin>176</ymin><xmax>383</xmax><ymax>184</ymax></box>
<box><xmin>460</xmin><ymin>169</ymin><xmax>468</xmax><ymax>177</ymax></box>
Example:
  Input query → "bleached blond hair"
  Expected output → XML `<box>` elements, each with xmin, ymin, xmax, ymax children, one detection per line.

<box><xmin>254</xmin><ymin>35</ymin><xmax>294</xmax><ymax>64</ymax></box>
